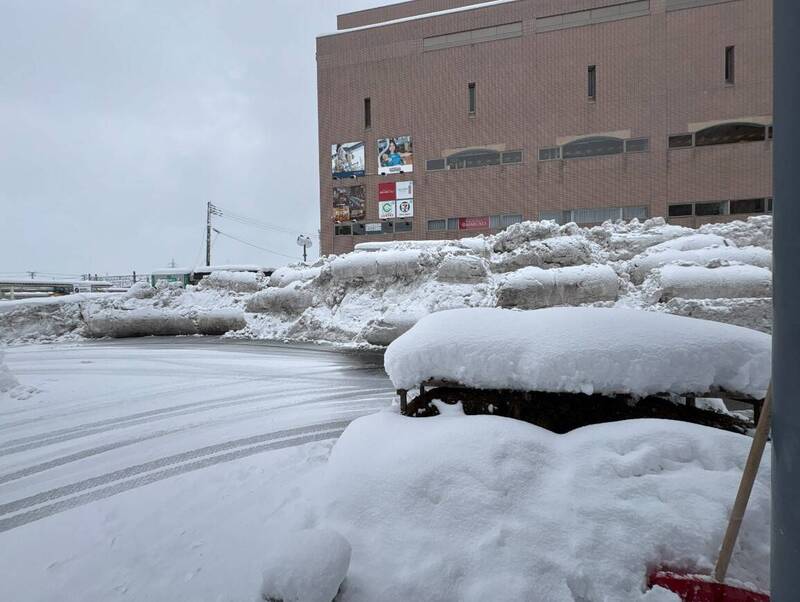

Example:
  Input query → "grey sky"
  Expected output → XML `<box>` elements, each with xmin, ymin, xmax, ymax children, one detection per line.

<box><xmin>0</xmin><ymin>0</ymin><xmax>383</xmax><ymax>277</ymax></box>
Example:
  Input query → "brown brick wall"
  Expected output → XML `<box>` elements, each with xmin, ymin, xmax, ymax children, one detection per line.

<box><xmin>318</xmin><ymin>0</ymin><xmax>773</xmax><ymax>255</ymax></box>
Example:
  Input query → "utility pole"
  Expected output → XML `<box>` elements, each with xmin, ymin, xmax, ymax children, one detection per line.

<box><xmin>206</xmin><ymin>201</ymin><xmax>212</xmax><ymax>267</ymax></box>
<box><xmin>772</xmin><ymin>2</ymin><xmax>800</xmax><ymax>598</ymax></box>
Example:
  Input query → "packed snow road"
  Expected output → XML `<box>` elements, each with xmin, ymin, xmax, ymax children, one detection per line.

<box><xmin>0</xmin><ymin>337</ymin><xmax>394</xmax><ymax>601</ymax></box>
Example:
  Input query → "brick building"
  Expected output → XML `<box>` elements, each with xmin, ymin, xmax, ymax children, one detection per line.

<box><xmin>316</xmin><ymin>0</ymin><xmax>773</xmax><ymax>255</ymax></box>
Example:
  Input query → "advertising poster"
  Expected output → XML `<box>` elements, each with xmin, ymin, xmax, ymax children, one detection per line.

<box><xmin>379</xmin><ymin>201</ymin><xmax>397</xmax><ymax>220</ymax></box>
<box><xmin>332</xmin><ymin>141</ymin><xmax>366</xmax><ymax>179</ymax></box>
<box><xmin>333</xmin><ymin>185</ymin><xmax>366</xmax><ymax>222</ymax></box>
<box><xmin>365</xmin><ymin>223</ymin><xmax>383</xmax><ymax>233</ymax></box>
<box><xmin>396</xmin><ymin>180</ymin><xmax>413</xmax><ymax>200</ymax></box>
<box><xmin>396</xmin><ymin>198</ymin><xmax>414</xmax><ymax>218</ymax></box>
<box><xmin>377</xmin><ymin>136</ymin><xmax>413</xmax><ymax>175</ymax></box>
<box><xmin>378</xmin><ymin>181</ymin><xmax>413</xmax><ymax>201</ymax></box>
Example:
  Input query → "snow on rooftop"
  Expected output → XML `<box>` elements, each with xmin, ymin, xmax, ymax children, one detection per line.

<box><xmin>384</xmin><ymin>307</ymin><xmax>771</xmax><ymax>398</ymax></box>
<box><xmin>321</xmin><ymin>0</ymin><xmax>521</xmax><ymax>37</ymax></box>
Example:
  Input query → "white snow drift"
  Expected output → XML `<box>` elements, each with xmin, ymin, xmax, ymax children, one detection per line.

<box><xmin>319</xmin><ymin>411</ymin><xmax>769</xmax><ymax>601</ymax></box>
<box><xmin>496</xmin><ymin>264</ymin><xmax>618</xmax><ymax>309</ymax></box>
<box><xmin>385</xmin><ymin>307</ymin><xmax>771</xmax><ymax>398</ymax></box>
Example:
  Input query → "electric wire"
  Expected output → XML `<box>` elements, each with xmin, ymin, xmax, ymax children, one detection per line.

<box><xmin>212</xmin><ymin>229</ymin><xmax>299</xmax><ymax>260</ymax></box>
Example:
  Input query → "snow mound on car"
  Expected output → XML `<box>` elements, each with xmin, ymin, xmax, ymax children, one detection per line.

<box><xmin>384</xmin><ymin>307</ymin><xmax>770</xmax><ymax>397</ymax></box>
<box><xmin>320</xmin><ymin>411</ymin><xmax>769</xmax><ymax>601</ymax></box>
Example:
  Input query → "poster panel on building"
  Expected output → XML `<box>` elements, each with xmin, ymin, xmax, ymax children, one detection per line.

<box><xmin>396</xmin><ymin>198</ymin><xmax>414</xmax><ymax>218</ymax></box>
<box><xmin>331</xmin><ymin>141</ymin><xmax>365</xmax><ymax>179</ymax></box>
<box><xmin>365</xmin><ymin>222</ymin><xmax>383</xmax><ymax>233</ymax></box>
<box><xmin>395</xmin><ymin>180</ymin><xmax>413</xmax><ymax>200</ymax></box>
<box><xmin>333</xmin><ymin>185</ymin><xmax>366</xmax><ymax>222</ymax></box>
<box><xmin>379</xmin><ymin>200</ymin><xmax>397</xmax><ymax>220</ymax></box>
<box><xmin>377</xmin><ymin>135</ymin><xmax>413</xmax><ymax>175</ymax></box>
<box><xmin>378</xmin><ymin>182</ymin><xmax>396</xmax><ymax>201</ymax></box>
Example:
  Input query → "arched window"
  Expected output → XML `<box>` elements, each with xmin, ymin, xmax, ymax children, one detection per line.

<box><xmin>562</xmin><ymin>136</ymin><xmax>624</xmax><ymax>159</ymax></box>
<box><xmin>695</xmin><ymin>122</ymin><xmax>766</xmax><ymax>147</ymax></box>
<box><xmin>446</xmin><ymin>148</ymin><xmax>501</xmax><ymax>169</ymax></box>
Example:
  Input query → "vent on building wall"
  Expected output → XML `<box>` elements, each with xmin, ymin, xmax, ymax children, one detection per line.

<box><xmin>423</xmin><ymin>22</ymin><xmax>523</xmax><ymax>52</ymax></box>
<box><xmin>536</xmin><ymin>1</ymin><xmax>650</xmax><ymax>33</ymax></box>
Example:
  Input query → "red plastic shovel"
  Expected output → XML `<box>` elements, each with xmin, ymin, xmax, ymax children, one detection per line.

<box><xmin>648</xmin><ymin>385</ymin><xmax>772</xmax><ymax>601</ymax></box>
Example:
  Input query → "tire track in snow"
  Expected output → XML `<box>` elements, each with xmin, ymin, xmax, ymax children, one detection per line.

<box><xmin>0</xmin><ymin>417</ymin><xmax>355</xmax><ymax>513</ymax></box>
<box><xmin>0</xmin><ymin>384</ymin><xmax>388</xmax><ymax>455</ymax></box>
<box><xmin>0</xmin><ymin>429</ymin><xmax>343</xmax><ymax>533</ymax></box>
<box><xmin>0</xmin><ymin>419</ymin><xmax>353</xmax><ymax>521</ymax></box>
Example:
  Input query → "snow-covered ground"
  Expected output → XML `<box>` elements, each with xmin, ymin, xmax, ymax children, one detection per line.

<box><xmin>0</xmin><ymin>339</ymin><xmax>393</xmax><ymax>601</ymax></box>
<box><xmin>0</xmin><ymin>216</ymin><xmax>774</xmax><ymax>347</ymax></box>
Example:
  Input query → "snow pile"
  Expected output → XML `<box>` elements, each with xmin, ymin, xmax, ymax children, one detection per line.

<box><xmin>269</xmin><ymin>266</ymin><xmax>323</xmax><ymax>288</ymax></box>
<box><xmin>646</xmin><ymin>265</ymin><xmax>772</xmax><ymax>302</ymax></box>
<box><xmin>0</xmin><ymin>349</ymin><xmax>19</xmax><ymax>393</ymax></box>
<box><xmin>385</xmin><ymin>308</ymin><xmax>771</xmax><ymax>398</ymax></box>
<box><xmin>247</xmin><ymin>281</ymin><xmax>315</xmax><ymax>314</ymax></box>
<box><xmin>199</xmin><ymin>270</ymin><xmax>263</xmax><ymax>293</ymax></box>
<box><xmin>630</xmin><ymin>246</ymin><xmax>771</xmax><ymax>283</ymax></box>
<box><xmin>0</xmin><ymin>348</ymin><xmax>38</xmax><ymax>400</ymax></box>
<box><xmin>0</xmin><ymin>216</ymin><xmax>774</xmax><ymax>344</ymax></box>
<box><xmin>319</xmin><ymin>411</ymin><xmax>769</xmax><ymax>601</ymax></box>
<box><xmin>330</xmin><ymin>249</ymin><xmax>424</xmax><ymax>282</ymax></box>
<box><xmin>83</xmin><ymin>307</ymin><xmax>246</xmax><ymax>338</ymax></box>
<box><xmin>260</xmin><ymin>529</ymin><xmax>351</xmax><ymax>602</ymax></box>
<box><xmin>496</xmin><ymin>264</ymin><xmax>618</xmax><ymax>309</ymax></box>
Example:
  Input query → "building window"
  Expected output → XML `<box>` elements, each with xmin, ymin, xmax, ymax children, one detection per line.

<box><xmin>539</xmin><ymin>147</ymin><xmax>561</xmax><ymax>161</ymax></box>
<box><xmin>694</xmin><ymin>201</ymin><xmax>727</xmax><ymax>216</ymax></box>
<box><xmin>725</xmin><ymin>46</ymin><xmax>735</xmax><ymax>84</ymax></box>
<box><xmin>427</xmin><ymin>219</ymin><xmax>446</xmax><ymax>231</ymax></box>
<box><xmin>394</xmin><ymin>221</ymin><xmax>413</xmax><ymax>232</ymax></box>
<box><xmin>668</xmin><ymin>204</ymin><xmax>693</xmax><ymax>217</ymax></box>
<box><xmin>768</xmin><ymin>125</ymin><xmax>773</xmax><ymax>139</ymax></box>
<box><xmin>499</xmin><ymin>214</ymin><xmax>523</xmax><ymax>227</ymax></box>
<box><xmin>695</xmin><ymin>122</ymin><xmax>766</xmax><ymax>146</ymax></box>
<box><xmin>352</xmin><ymin>223</ymin><xmax>366</xmax><ymax>236</ymax></box>
<box><xmin>426</xmin><ymin>158</ymin><xmax>446</xmax><ymax>171</ymax></box>
<box><xmin>364</xmin><ymin>98</ymin><xmax>371</xmax><ymax>129</ymax></box>
<box><xmin>767</xmin><ymin>198</ymin><xmax>773</xmax><ymax>212</ymax></box>
<box><xmin>501</xmin><ymin>151</ymin><xmax>523</xmax><ymax>164</ymax></box>
<box><xmin>588</xmin><ymin>65</ymin><xmax>596</xmax><ymax>100</ymax></box>
<box><xmin>624</xmin><ymin>138</ymin><xmax>649</xmax><ymax>153</ymax></box>
<box><xmin>562</xmin><ymin>136</ymin><xmax>623</xmax><ymax>159</ymax></box>
<box><xmin>730</xmin><ymin>198</ymin><xmax>766</xmax><ymax>214</ymax></box>
<box><xmin>334</xmin><ymin>224</ymin><xmax>352</xmax><ymax>236</ymax></box>
<box><xmin>668</xmin><ymin>134</ymin><xmax>694</xmax><ymax>148</ymax></box>
<box><xmin>468</xmin><ymin>82</ymin><xmax>476</xmax><ymax>115</ymax></box>
<box><xmin>540</xmin><ymin>206</ymin><xmax>648</xmax><ymax>224</ymax></box>
<box><xmin>447</xmin><ymin>218</ymin><xmax>460</xmax><ymax>230</ymax></box>
<box><xmin>446</xmin><ymin>148</ymin><xmax>500</xmax><ymax>169</ymax></box>
<box><xmin>381</xmin><ymin>221</ymin><xmax>394</xmax><ymax>234</ymax></box>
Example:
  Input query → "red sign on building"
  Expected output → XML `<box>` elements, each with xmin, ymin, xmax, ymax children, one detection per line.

<box><xmin>459</xmin><ymin>216</ymin><xmax>490</xmax><ymax>230</ymax></box>
<box><xmin>378</xmin><ymin>182</ymin><xmax>396</xmax><ymax>201</ymax></box>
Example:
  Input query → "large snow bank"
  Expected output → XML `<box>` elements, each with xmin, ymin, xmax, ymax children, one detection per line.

<box><xmin>320</xmin><ymin>411</ymin><xmax>769</xmax><ymax>601</ymax></box>
<box><xmin>496</xmin><ymin>264</ymin><xmax>618</xmax><ymax>309</ymax></box>
<box><xmin>649</xmin><ymin>265</ymin><xmax>772</xmax><ymax>301</ymax></box>
<box><xmin>385</xmin><ymin>307</ymin><xmax>770</xmax><ymax>397</ymax></box>
<box><xmin>2</xmin><ymin>216</ymin><xmax>774</xmax><ymax>345</ymax></box>
<box><xmin>260</xmin><ymin>529</ymin><xmax>350</xmax><ymax>602</ymax></box>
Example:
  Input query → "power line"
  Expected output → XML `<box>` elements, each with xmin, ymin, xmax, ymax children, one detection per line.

<box><xmin>210</xmin><ymin>203</ymin><xmax>313</xmax><ymax>237</ymax></box>
<box><xmin>212</xmin><ymin>228</ymin><xmax>298</xmax><ymax>260</ymax></box>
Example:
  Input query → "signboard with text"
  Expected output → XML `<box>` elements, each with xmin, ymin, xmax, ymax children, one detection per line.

<box><xmin>396</xmin><ymin>199</ymin><xmax>414</xmax><ymax>218</ymax></box>
<box><xmin>459</xmin><ymin>216</ymin><xmax>490</xmax><ymax>230</ymax></box>
<box><xmin>379</xmin><ymin>201</ymin><xmax>397</xmax><ymax>220</ymax></box>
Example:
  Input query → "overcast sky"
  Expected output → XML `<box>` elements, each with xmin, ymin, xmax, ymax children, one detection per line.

<box><xmin>0</xmin><ymin>0</ymin><xmax>385</xmax><ymax>277</ymax></box>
